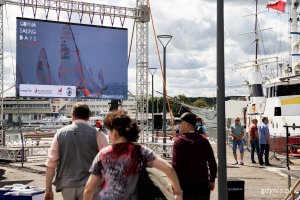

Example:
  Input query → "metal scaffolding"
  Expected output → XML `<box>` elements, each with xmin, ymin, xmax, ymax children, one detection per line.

<box><xmin>6</xmin><ymin>0</ymin><xmax>138</xmax><ymax>22</ymax></box>
<box><xmin>136</xmin><ymin>0</ymin><xmax>149</xmax><ymax>143</ymax></box>
<box><xmin>0</xmin><ymin>0</ymin><xmax>150</xmax><ymax>140</ymax></box>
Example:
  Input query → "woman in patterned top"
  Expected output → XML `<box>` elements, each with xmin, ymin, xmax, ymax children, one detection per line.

<box><xmin>84</xmin><ymin>110</ymin><xmax>182</xmax><ymax>200</ymax></box>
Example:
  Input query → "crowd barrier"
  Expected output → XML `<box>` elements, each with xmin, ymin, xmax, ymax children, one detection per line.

<box><xmin>0</xmin><ymin>130</ymin><xmax>54</xmax><ymax>161</ymax></box>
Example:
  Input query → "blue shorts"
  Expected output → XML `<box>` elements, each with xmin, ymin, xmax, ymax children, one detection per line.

<box><xmin>232</xmin><ymin>139</ymin><xmax>244</xmax><ymax>153</ymax></box>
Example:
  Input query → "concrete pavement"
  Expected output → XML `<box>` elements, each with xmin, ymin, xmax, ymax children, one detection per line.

<box><xmin>0</xmin><ymin>142</ymin><xmax>299</xmax><ymax>200</ymax></box>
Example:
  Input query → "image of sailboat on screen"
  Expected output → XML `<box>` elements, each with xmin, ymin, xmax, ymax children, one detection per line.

<box><xmin>36</xmin><ymin>48</ymin><xmax>57</xmax><ymax>85</ymax></box>
<box><xmin>58</xmin><ymin>25</ymin><xmax>104</xmax><ymax>97</ymax></box>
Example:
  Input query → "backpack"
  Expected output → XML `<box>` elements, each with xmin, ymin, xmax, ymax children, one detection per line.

<box><xmin>195</xmin><ymin>124</ymin><xmax>204</xmax><ymax>134</ymax></box>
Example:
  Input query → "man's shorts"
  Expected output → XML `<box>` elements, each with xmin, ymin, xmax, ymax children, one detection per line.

<box><xmin>232</xmin><ymin>139</ymin><xmax>244</xmax><ymax>153</ymax></box>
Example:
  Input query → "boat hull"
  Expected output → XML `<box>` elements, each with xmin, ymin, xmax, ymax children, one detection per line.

<box><xmin>269</xmin><ymin>135</ymin><xmax>300</xmax><ymax>156</ymax></box>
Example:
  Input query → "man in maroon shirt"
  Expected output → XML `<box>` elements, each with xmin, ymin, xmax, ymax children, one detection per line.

<box><xmin>249</xmin><ymin>118</ymin><xmax>260</xmax><ymax>163</ymax></box>
<box><xmin>172</xmin><ymin>112</ymin><xmax>217</xmax><ymax>200</ymax></box>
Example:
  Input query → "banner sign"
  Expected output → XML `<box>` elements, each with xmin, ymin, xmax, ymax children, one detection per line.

<box><xmin>20</xmin><ymin>84</ymin><xmax>76</xmax><ymax>98</ymax></box>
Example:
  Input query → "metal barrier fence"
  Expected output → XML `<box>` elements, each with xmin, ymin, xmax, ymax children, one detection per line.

<box><xmin>0</xmin><ymin>129</ymin><xmax>53</xmax><ymax>161</ymax></box>
<box><xmin>144</xmin><ymin>128</ymin><xmax>221</xmax><ymax>159</ymax></box>
<box><xmin>4</xmin><ymin>125</ymin><xmax>297</xmax><ymax>163</ymax></box>
<box><xmin>207</xmin><ymin>126</ymin><xmax>300</xmax><ymax>163</ymax></box>
<box><xmin>207</xmin><ymin>127</ymin><xmax>217</xmax><ymax>142</ymax></box>
<box><xmin>207</xmin><ymin>127</ymin><xmax>250</xmax><ymax>152</ymax></box>
<box><xmin>143</xmin><ymin>142</ymin><xmax>173</xmax><ymax>159</ymax></box>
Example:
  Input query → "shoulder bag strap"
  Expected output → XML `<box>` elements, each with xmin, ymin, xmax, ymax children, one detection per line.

<box><xmin>135</xmin><ymin>144</ymin><xmax>146</xmax><ymax>170</ymax></box>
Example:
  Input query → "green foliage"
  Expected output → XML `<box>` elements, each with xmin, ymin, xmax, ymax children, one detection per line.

<box><xmin>148</xmin><ymin>95</ymin><xmax>212</xmax><ymax>117</ymax></box>
<box><xmin>192</xmin><ymin>98</ymin><xmax>209</xmax><ymax>108</ymax></box>
<box><xmin>169</xmin><ymin>99</ymin><xmax>181</xmax><ymax>117</ymax></box>
<box><xmin>148</xmin><ymin>97</ymin><xmax>162</xmax><ymax>113</ymax></box>
<box><xmin>177</xmin><ymin>94</ymin><xmax>189</xmax><ymax>103</ymax></box>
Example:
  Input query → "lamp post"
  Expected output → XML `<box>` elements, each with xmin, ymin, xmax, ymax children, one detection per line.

<box><xmin>149</xmin><ymin>68</ymin><xmax>157</xmax><ymax>142</ymax></box>
<box><xmin>157</xmin><ymin>34</ymin><xmax>172</xmax><ymax>155</ymax></box>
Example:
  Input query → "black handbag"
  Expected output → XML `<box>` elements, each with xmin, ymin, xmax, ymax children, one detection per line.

<box><xmin>135</xmin><ymin>144</ymin><xmax>167</xmax><ymax>200</ymax></box>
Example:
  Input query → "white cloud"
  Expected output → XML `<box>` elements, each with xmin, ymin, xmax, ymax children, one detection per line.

<box><xmin>1</xmin><ymin>0</ymin><xmax>292</xmax><ymax>98</ymax></box>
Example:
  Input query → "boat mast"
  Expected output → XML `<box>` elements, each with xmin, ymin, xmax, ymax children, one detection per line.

<box><xmin>255</xmin><ymin>0</ymin><xmax>259</xmax><ymax>68</ymax></box>
<box><xmin>248</xmin><ymin>0</ymin><xmax>265</xmax><ymax>114</ymax></box>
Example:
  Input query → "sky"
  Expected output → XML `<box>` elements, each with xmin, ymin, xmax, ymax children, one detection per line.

<box><xmin>2</xmin><ymin>0</ymin><xmax>291</xmax><ymax>98</ymax></box>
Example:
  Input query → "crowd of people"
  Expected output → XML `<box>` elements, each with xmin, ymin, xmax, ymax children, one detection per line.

<box><xmin>230</xmin><ymin>116</ymin><xmax>271</xmax><ymax>166</ymax></box>
<box><xmin>44</xmin><ymin>103</ymin><xmax>217</xmax><ymax>200</ymax></box>
<box><xmin>42</xmin><ymin>102</ymin><xmax>273</xmax><ymax>199</ymax></box>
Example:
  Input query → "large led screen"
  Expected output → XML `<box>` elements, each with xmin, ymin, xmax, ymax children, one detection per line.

<box><xmin>16</xmin><ymin>17</ymin><xmax>128</xmax><ymax>99</ymax></box>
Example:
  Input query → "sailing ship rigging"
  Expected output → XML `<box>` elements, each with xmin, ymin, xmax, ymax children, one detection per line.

<box><xmin>235</xmin><ymin>0</ymin><xmax>300</xmax><ymax>154</ymax></box>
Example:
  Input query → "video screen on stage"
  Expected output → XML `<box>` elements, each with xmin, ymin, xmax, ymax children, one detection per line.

<box><xmin>16</xmin><ymin>17</ymin><xmax>128</xmax><ymax>99</ymax></box>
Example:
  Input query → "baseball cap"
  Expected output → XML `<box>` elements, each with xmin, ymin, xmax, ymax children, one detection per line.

<box><xmin>180</xmin><ymin>112</ymin><xmax>197</xmax><ymax>126</ymax></box>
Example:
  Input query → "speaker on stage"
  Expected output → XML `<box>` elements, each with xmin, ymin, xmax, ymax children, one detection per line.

<box><xmin>154</xmin><ymin>114</ymin><xmax>162</xmax><ymax>130</ymax></box>
<box><xmin>109</xmin><ymin>99</ymin><xmax>121</xmax><ymax>111</ymax></box>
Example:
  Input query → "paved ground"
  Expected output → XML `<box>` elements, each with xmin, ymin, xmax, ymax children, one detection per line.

<box><xmin>0</xmin><ymin>142</ymin><xmax>299</xmax><ymax>200</ymax></box>
<box><xmin>210</xmin><ymin>143</ymin><xmax>299</xmax><ymax>200</ymax></box>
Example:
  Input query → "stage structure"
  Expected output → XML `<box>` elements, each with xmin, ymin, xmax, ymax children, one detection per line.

<box><xmin>0</xmin><ymin>0</ymin><xmax>150</xmax><ymax>141</ymax></box>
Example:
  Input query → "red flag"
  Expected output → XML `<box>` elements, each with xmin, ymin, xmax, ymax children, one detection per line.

<box><xmin>266</xmin><ymin>0</ymin><xmax>286</xmax><ymax>13</ymax></box>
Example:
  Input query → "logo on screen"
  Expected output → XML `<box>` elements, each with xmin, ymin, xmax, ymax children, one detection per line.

<box><xmin>57</xmin><ymin>87</ymin><xmax>63</xmax><ymax>95</ymax></box>
<box><xmin>20</xmin><ymin>89</ymin><xmax>32</xmax><ymax>93</ymax></box>
<box><xmin>19</xmin><ymin>20</ymin><xmax>37</xmax><ymax>42</ymax></box>
<box><xmin>66</xmin><ymin>87</ymin><xmax>72</xmax><ymax>96</ymax></box>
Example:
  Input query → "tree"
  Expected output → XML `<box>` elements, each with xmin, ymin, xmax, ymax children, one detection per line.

<box><xmin>148</xmin><ymin>97</ymin><xmax>163</xmax><ymax>113</ymax></box>
<box><xmin>193</xmin><ymin>98</ymin><xmax>209</xmax><ymax>108</ymax></box>
<box><xmin>177</xmin><ymin>94</ymin><xmax>189</xmax><ymax>103</ymax></box>
<box><xmin>168</xmin><ymin>100</ymin><xmax>181</xmax><ymax>117</ymax></box>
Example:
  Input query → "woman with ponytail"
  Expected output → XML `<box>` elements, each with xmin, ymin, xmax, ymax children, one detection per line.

<box><xmin>84</xmin><ymin>110</ymin><xmax>182</xmax><ymax>200</ymax></box>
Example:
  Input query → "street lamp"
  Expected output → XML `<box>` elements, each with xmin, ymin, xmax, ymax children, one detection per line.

<box><xmin>157</xmin><ymin>34</ymin><xmax>172</xmax><ymax>153</ymax></box>
<box><xmin>149</xmin><ymin>67</ymin><xmax>157</xmax><ymax>142</ymax></box>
